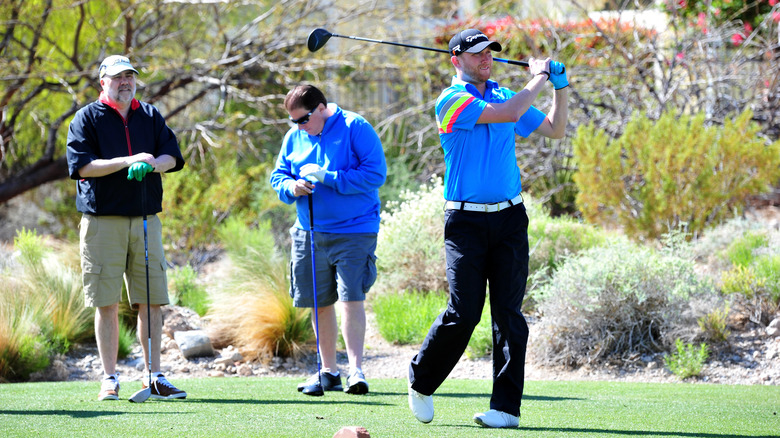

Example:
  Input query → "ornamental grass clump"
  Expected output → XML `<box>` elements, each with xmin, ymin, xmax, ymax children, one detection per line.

<box><xmin>206</xmin><ymin>218</ymin><xmax>311</xmax><ymax>361</ymax></box>
<box><xmin>531</xmin><ymin>237</ymin><xmax>717</xmax><ymax>367</ymax></box>
<box><xmin>0</xmin><ymin>229</ymin><xmax>92</xmax><ymax>381</ymax></box>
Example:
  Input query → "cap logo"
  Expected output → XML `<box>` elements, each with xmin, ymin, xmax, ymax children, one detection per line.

<box><xmin>107</xmin><ymin>56</ymin><xmax>129</xmax><ymax>66</ymax></box>
<box><xmin>465</xmin><ymin>34</ymin><xmax>487</xmax><ymax>43</ymax></box>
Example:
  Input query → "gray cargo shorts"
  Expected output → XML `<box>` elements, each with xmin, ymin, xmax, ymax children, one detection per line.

<box><xmin>289</xmin><ymin>228</ymin><xmax>378</xmax><ymax>308</ymax></box>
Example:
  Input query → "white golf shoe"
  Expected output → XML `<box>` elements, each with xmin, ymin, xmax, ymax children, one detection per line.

<box><xmin>408</xmin><ymin>382</ymin><xmax>434</xmax><ymax>423</ymax></box>
<box><xmin>473</xmin><ymin>409</ymin><xmax>519</xmax><ymax>428</ymax></box>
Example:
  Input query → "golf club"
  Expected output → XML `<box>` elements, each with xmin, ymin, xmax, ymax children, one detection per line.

<box><xmin>302</xmin><ymin>192</ymin><xmax>325</xmax><ymax>397</ymax></box>
<box><xmin>307</xmin><ymin>28</ymin><xmax>529</xmax><ymax>67</ymax></box>
<box><xmin>129</xmin><ymin>179</ymin><xmax>152</xmax><ymax>403</ymax></box>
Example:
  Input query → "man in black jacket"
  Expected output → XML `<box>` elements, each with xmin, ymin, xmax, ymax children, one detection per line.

<box><xmin>66</xmin><ymin>55</ymin><xmax>186</xmax><ymax>401</ymax></box>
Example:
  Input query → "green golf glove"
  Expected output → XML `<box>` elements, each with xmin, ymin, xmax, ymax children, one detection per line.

<box><xmin>127</xmin><ymin>161</ymin><xmax>154</xmax><ymax>181</ymax></box>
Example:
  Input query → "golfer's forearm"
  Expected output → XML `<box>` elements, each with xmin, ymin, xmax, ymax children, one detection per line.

<box><xmin>509</xmin><ymin>74</ymin><xmax>548</xmax><ymax>118</ymax></box>
<box><xmin>480</xmin><ymin>77</ymin><xmax>546</xmax><ymax>124</ymax></box>
<box><xmin>546</xmin><ymin>89</ymin><xmax>569</xmax><ymax>139</ymax></box>
<box><xmin>78</xmin><ymin>157</ymin><xmax>132</xmax><ymax>178</ymax></box>
<box><xmin>152</xmin><ymin>154</ymin><xmax>177</xmax><ymax>173</ymax></box>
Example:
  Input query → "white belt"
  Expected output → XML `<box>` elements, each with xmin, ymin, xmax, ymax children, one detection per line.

<box><xmin>444</xmin><ymin>193</ymin><xmax>524</xmax><ymax>213</ymax></box>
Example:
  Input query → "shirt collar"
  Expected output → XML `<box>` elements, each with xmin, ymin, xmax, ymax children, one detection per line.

<box><xmin>99</xmin><ymin>91</ymin><xmax>140</xmax><ymax>112</ymax></box>
<box><xmin>450</xmin><ymin>76</ymin><xmax>500</xmax><ymax>99</ymax></box>
<box><xmin>317</xmin><ymin>103</ymin><xmax>341</xmax><ymax>136</ymax></box>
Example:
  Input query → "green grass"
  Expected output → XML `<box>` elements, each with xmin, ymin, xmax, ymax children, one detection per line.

<box><xmin>0</xmin><ymin>378</ymin><xmax>777</xmax><ymax>437</ymax></box>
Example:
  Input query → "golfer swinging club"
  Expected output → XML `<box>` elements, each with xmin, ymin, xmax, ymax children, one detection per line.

<box><xmin>408</xmin><ymin>29</ymin><xmax>569</xmax><ymax>428</ymax></box>
<box><xmin>270</xmin><ymin>84</ymin><xmax>387</xmax><ymax>395</ymax></box>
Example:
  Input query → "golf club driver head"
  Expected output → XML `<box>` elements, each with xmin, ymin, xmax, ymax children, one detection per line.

<box><xmin>128</xmin><ymin>387</ymin><xmax>151</xmax><ymax>403</ymax></box>
<box><xmin>301</xmin><ymin>382</ymin><xmax>325</xmax><ymax>397</ymax></box>
<box><xmin>307</xmin><ymin>28</ymin><xmax>332</xmax><ymax>52</ymax></box>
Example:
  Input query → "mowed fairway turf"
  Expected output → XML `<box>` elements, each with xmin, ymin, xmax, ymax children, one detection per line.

<box><xmin>0</xmin><ymin>378</ymin><xmax>778</xmax><ymax>437</ymax></box>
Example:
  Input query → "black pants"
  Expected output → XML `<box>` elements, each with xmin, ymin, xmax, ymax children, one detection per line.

<box><xmin>409</xmin><ymin>203</ymin><xmax>530</xmax><ymax>416</ymax></box>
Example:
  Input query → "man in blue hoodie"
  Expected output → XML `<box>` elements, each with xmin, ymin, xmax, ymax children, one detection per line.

<box><xmin>270</xmin><ymin>84</ymin><xmax>387</xmax><ymax>395</ymax></box>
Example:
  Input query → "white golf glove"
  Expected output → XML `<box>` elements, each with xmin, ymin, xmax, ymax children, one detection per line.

<box><xmin>300</xmin><ymin>163</ymin><xmax>326</xmax><ymax>183</ymax></box>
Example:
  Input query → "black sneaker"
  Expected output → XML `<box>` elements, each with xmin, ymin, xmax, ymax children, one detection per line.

<box><xmin>143</xmin><ymin>374</ymin><xmax>187</xmax><ymax>400</ymax></box>
<box><xmin>344</xmin><ymin>369</ymin><xmax>369</xmax><ymax>395</ymax></box>
<box><xmin>297</xmin><ymin>371</ymin><xmax>342</xmax><ymax>392</ymax></box>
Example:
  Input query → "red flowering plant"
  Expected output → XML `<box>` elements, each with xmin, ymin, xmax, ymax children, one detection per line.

<box><xmin>663</xmin><ymin>0</ymin><xmax>780</xmax><ymax>45</ymax></box>
<box><xmin>436</xmin><ymin>15</ymin><xmax>657</xmax><ymax>69</ymax></box>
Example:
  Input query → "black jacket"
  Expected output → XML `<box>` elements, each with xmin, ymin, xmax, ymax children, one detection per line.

<box><xmin>66</xmin><ymin>97</ymin><xmax>184</xmax><ymax>216</ymax></box>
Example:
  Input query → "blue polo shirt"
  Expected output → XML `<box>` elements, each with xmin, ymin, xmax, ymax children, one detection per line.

<box><xmin>435</xmin><ymin>76</ymin><xmax>545</xmax><ymax>203</ymax></box>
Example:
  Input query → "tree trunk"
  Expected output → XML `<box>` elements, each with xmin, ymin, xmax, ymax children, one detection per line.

<box><xmin>0</xmin><ymin>156</ymin><xmax>68</xmax><ymax>204</ymax></box>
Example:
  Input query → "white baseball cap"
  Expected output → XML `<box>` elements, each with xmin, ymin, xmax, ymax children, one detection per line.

<box><xmin>98</xmin><ymin>55</ymin><xmax>139</xmax><ymax>78</ymax></box>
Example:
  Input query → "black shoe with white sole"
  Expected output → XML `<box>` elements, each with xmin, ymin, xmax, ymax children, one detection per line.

<box><xmin>297</xmin><ymin>371</ymin><xmax>343</xmax><ymax>392</ymax></box>
<box><xmin>344</xmin><ymin>370</ymin><xmax>369</xmax><ymax>395</ymax></box>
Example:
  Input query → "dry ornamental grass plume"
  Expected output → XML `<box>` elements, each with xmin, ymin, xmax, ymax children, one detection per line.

<box><xmin>207</xmin><ymin>287</ymin><xmax>311</xmax><ymax>362</ymax></box>
<box><xmin>206</xmin><ymin>219</ymin><xmax>312</xmax><ymax>362</ymax></box>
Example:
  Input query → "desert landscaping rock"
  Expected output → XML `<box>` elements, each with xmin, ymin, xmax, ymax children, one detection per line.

<box><xmin>174</xmin><ymin>329</ymin><xmax>215</xmax><ymax>359</ymax></box>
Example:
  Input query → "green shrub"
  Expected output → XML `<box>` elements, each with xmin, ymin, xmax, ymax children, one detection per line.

<box><xmin>573</xmin><ymin>109</ymin><xmax>780</xmax><ymax>241</ymax></box>
<box><xmin>375</xmin><ymin>177</ymin><xmax>447</xmax><ymax>294</ymax></box>
<box><xmin>531</xmin><ymin>237</ymin><xmax>716</xmax><ymax>367</ymax></box>
<box><xmin>161</xmin><ymin>161</ymin><xmax>281</xmax><ymax>255</ymax></box>
<box><xmin>465</xmin><ymin>301</ymin><xmax>492</xmax><ymax>359</ymax></box>
<box><xmin>720</xmin><ymin>256</ymin><xmax>780</xmax><ymax>326</ymax></box>
<box><xmin>754</xmin><ymin>255</ymin><xmax>780</xmax><ymax>304</ymax></box>
<box><xmin>9</xmin><ymin>332</ymin><xmax>51</xmax><ymax>382</ymax></box>
<box><xmin>372</xmin><ymin>292</ymin><xmax>446</xmax><ymax>345</ymax></box>
<box><xmin>692</xmin><ymin>216</ymin><xmax>767</xmax><ymax>272</ymax></box>
<box><xmin>168</xmin><ymin>265</ymin><xmax>210</xmax><ymax>316</ymax></box>
<box><xmin>721</xmin><ymin>265</ymin><xmax>763</xmax><ymax>299</ymax></box>
<box><xmin>18</xmin><ymin>232</ymin><xmax>92</xmax><ymax>353</ymax></box>
<box><xmin>372</xmin><ymin>290</ymin><xmax>494</xmax><ymax>358</ymax></box>
<box><xmin>726</xmin><ymin>232</ymin><xmax>769</xmax><ymax>268</ymax></box>
<box><xmin>698</xmin><ymin>305</ymin><xmax>730</xmax><ymax>343</ymax></box>
<box><xmin>118</xmin><ymin>320</ymin><xmax>135</xmax><ymax>360</ymax></box>
<box><xmin>528</xmin><ymin>201</ymin><xmax>609</xmax><ymax>275</ymax></box>
<box><xmin>526</xmin><ymin>202</ymin><xmax>611</xmax><ymax>310</ymax></box>
<box><xmin>375</xmin><ymin>179</ymin><xmax>603</xmax><ymax>298</ymax></box>
<box><xmin>664</xmin><ymin>339</ymin><xmax>710</xmax><ymax>379</ymax></box>
<box><xmin>14</xmin><ymin>227</ymin><xmax>45</xmax><ymax>270</ymax></box>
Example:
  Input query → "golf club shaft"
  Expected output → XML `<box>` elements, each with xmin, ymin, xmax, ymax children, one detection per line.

<box><xmin>330</xmin><ymin>33</ymin><xmax>529</xmax><ymax>67</ymax></box>
<box><xmin>308</xmin><ymin>194</ymin><xmax>323</xmax><ymax>390</ymax></box>
<box><xmin>142</xmin><ymin>180</ymin><xmax>152</xmax><ymax>390</ymax></box>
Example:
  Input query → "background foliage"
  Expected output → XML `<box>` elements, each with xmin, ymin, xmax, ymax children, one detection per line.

<box><xmin>572</xmin><ymin>109</ymin><xmax>780</xmax><ymax>240</ymax></box>
<box><xmin>1</xmin><ymin>0</ymin><xmax>779</xmax><ymax>382</ymax></box>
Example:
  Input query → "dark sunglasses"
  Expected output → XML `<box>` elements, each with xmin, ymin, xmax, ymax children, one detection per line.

<box><xmin>289</xmin><ymin>110</ymin><xmax>314</xmax><ymax>125</ymax></box>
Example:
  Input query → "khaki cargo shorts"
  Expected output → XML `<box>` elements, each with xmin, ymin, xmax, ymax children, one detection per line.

<box><xmin>79</xmin><ymin>214</ymin><xmax>169</xmax><ymax>308</ymax></box>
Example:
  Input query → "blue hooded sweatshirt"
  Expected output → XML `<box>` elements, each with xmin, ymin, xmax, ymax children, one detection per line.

<box><xmin>270</xmin><ymin>104</ymin><xmax>387</xmax><ymax>234</ymax></box>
